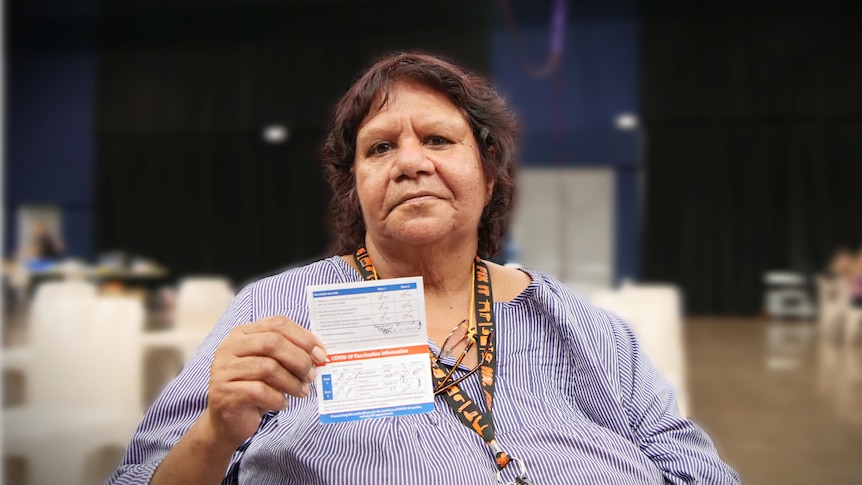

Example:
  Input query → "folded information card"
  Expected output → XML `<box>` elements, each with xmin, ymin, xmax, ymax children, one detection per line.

<box><xmin>306</xmin><ymin>277</ymin><xmax>435</xmax><ymax>423</ymax></box>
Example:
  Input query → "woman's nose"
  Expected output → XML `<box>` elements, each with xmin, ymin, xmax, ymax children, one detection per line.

<box><xmin>391</xmin><ymin>139</ymin><xmax>434</xmax><ymax>179</ymax></box>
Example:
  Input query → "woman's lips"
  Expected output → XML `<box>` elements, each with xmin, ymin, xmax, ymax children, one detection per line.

<box><xmin>387</xmin><ymin>193</ymin><xmax>439</xmax><ymax>213</ymax></box>
<box><xmin>400</xmin><ymin>194</ymin><xmax>437</xmax><ymax>204</ymax></box>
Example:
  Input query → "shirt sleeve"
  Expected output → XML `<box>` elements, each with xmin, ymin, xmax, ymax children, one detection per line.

<box><xmin>538</xmin><ymin>274</ymin><xmax>740</xmax><ymax>485</ymax></box>
<box><xmin>605</xmin><ymin>310</ymin><xmax>742</xmax><ymax>485</ymax></box>
<box><xmin>104</xmin><ymin>284</ymin><xmax>255</xmax><ymax>485</ymax></box>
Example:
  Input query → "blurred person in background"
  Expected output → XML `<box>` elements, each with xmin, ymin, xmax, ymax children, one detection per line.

<box><xmin>851</xmin><ymin>246</ymin><xmax>862</xmax><ymax>309</ymax></box>
<box><xmin>6</xmin><ymin>221</ymin><xmax>64</xmax><ymax>309</ymax></box>
<box><xmin>107</xmin><ymin>52</ymin><xmax>739</xmax><ymax>485</ymax></box>
<box><xmin>826</xmin><ymin>246</ymin><xmax>856</xmax><ymax>282</ymax></box>
<box><xmin>821</xmin><ymin>245</ymin><xmax>857</xmax><ymax>305</ymax></box>
<box><xmin>22</xmin><ymin>221</ymin><xmax>65</xmax><ymax>261</ymax></box>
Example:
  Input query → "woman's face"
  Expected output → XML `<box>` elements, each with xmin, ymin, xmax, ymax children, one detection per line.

<box><xmin>354</xmin><ymin>81</ymin><xmax>493</xmax><ymax>250</ymax></box>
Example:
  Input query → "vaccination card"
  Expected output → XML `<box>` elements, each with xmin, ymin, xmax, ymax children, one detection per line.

<box><xmin>306</xmin><ymin>277</ymin><xmax>435</xmax><ymax>423</ymax></box>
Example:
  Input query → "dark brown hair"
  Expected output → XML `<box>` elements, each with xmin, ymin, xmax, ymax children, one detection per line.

<box><xmin>322</xmin><ymin>52</ymin><xmax>518</xmax><ymax>258</ymax></box>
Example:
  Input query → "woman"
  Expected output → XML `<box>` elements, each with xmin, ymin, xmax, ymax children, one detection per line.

<box><xmin>109</xmin><ymin>53</ymin><xmax>739</xmax><ymax>484</ymax></box>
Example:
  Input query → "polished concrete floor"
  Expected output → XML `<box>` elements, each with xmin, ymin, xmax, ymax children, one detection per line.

<box><xmin>3</xmin><ymin>304</ymin><xmax>862</xmax><ymax>484</ymax></box>
<box><xmin>686</xmin><ymin>317</ymin><xmax>862</xmax><ymax>484</ymax></box>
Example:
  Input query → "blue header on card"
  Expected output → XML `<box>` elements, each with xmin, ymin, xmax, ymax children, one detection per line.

<box><xmin>312</xmin><ymin>282</ymin><xmax>417</xmax><ymax>298</ymax></box>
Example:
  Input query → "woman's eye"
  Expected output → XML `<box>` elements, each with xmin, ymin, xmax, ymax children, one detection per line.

<box><xmin>368</xmin><ymin>142</ymin><xmax>393</xmax><ymax>155</ymax></box>
<box><xmin>425</xmin><ymin>136</ymin><xmax>451</xmax><ymax>147</ymax></box>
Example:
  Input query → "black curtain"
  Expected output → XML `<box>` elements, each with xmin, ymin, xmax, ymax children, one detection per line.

<box><xmin>640</xmin><ymin>3</ymin><xmax>862</xmax><ymax>315</ymax></box>
<box><xmin>96</xmin><ymin>0</ymin><xmax>491</xmax><ymax>286</ymax></box>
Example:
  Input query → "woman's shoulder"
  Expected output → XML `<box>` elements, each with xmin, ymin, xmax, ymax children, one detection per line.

<box><xmin>495</xmin><ymin>263</ymin><xmax>593</xmax><ymax>309</ymax></box>
<box><xmin>485</xmin><ymin>260</ymin><xmax>532</xmax><ymax>302</ymax></box>
<box><xmin>505</xmin><ymin>266</ymin><xmax>626</xmax><ymax>342</ymax></box>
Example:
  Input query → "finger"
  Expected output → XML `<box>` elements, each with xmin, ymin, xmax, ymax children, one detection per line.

<box><xmin>227</xmin><ymin>332</ymin><xmax>317</xmax><ymax>382</ymax></box>
<box><xmin>210</xmin><ymin>379</ymin><xmax>291</xmax><ymax>414</ymax></box>
<box><xmin>213</xmin><ymin>355</ymin><xmax>313</xmax><ymax>398</ymax></box>
<box><xmin>241</xmin><ymin>316</ymin><xmax>328</xmax><ymax>363</ymax></box>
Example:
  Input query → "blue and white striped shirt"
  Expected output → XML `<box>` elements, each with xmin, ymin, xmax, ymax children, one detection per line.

<box><xmin>108</xmin><ymin>256</ymin><xmax>740</xmax><ymax>484</ymax></box>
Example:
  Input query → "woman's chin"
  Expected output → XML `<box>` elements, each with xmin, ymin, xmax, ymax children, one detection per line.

<box><xmin>383</xmin><ymin>221</ymin><xmax>459</xmax><ymax>247</ymax></box>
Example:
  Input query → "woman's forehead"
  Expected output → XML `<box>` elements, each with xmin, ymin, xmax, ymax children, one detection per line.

<box><xmin>358</xmin><ymin>81</ymin><xmax>466</xmax><ymax>132</ymax></box>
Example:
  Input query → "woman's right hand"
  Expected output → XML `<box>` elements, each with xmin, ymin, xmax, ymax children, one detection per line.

<box><xmin>202</xmin><ymin>315</ymin><xmax>327</xmax><ymax>449</ymax></box>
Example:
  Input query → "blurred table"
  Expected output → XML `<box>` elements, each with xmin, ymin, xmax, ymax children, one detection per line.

<box><xmin>4</xmin><ymin>260</ymin><xmax>172</xmax><ymax>296</ymax></box>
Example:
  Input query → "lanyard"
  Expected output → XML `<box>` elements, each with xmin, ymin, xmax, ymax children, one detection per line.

<box><xmin>353</xmin><ymin>245</ymin><xmax>532</xmax><ymax>485</ymax></box>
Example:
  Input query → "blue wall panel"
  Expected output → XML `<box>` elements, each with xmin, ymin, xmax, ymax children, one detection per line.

<box><xmin>5</xmin><ymin>48</ymin><xmax>97</xmax><ymax>259</ymax></box>
<box><xmin>491</xmin><ymin>13</ymin><xmax>641</xmax><ymax>282</ymax></box>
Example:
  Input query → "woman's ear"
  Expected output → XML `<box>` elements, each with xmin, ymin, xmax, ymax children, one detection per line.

<box><xmin>485</xmin><ymin>180</ymin><xmax>495</xmax><ymax>206</ymax></box>
<box><xmin>484</xmin><ymin>146</ymin><xmax>497</xmax><ymax>205</ymax></box>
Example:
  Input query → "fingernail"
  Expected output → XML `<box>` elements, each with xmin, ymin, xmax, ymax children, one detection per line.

<box><xmin>282</xmin><ymin>395</ymin><xmax>290</xmax><ymax>410</ymax></box>
<box><xmin>311</xmin><ymin>346</ymin><xmax>327</xmax><ymax>364</ymax></box>
<box><xmin>306</xmin><ymin>367</ymin><xmax>317</xmax><ymax>383</ymax></box>
<box><xmin>301</xmin><ymin>383</ymin><xmax>311</xmax><ymax>396</ymax></box>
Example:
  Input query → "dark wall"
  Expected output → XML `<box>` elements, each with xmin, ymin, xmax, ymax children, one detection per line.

<box><xmin>640</xmin><ymin>2</ymin><xmax>862</xmax><ymax>314</ymax></box>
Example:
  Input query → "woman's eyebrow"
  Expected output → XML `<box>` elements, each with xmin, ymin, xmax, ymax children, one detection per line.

<box><xmin>358</xmin><ymin>116</ymin><xmax>464</xmax><ymax>141</ymax></box>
